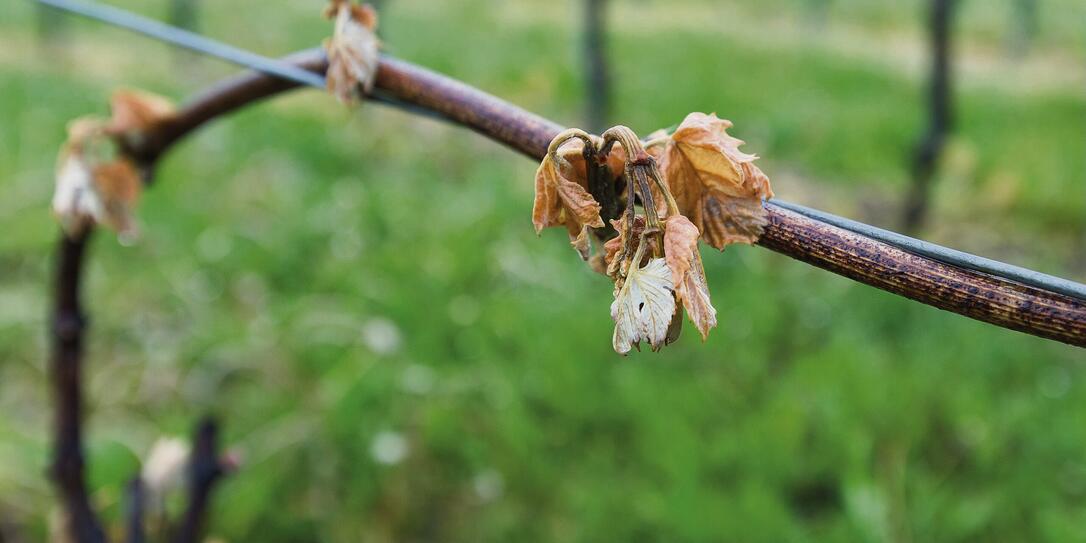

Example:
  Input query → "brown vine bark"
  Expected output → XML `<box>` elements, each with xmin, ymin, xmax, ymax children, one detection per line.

<box><xmin>760</xmin><ymin>206</ymin><xmax>1086</xmax><ymax>343</ymax></box>
<box><xmin>171</xmin><ymin>418</ymin><xmax>224</xmax><ymax>543</ymax></box>
<box><xmin>50</xmin><ymin>230</ymin><xmax>106</xmax><ymax>543</ymax></box>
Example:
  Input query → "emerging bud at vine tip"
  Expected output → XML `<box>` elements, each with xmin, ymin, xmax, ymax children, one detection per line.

<box><xmin>323</xmin><ymin>0</ymin><xmax>381</xmax><ymax>105</ymax></box>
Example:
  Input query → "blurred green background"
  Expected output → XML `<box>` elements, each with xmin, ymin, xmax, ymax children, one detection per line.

<box><xmin>2</xmin><ymin>0</ymin><xmax>1085</xmax><ymax>541</ymax></box>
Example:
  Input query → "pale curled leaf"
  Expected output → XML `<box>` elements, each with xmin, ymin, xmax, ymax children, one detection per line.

<box><xmin>663</xmin><ymin>112</ymin><xmax>774</xmax><ymax>250</ymax></box>
<box><xmin>611</xmin><ymin>258</ymin><xmax>677</xmax><ymax>354</ymax></box>
<box><xmin>324</xmin><ymin>0</ymin><xmax>380</xmax><ymax>104</ymax></box>
<box><xmin>142</xmin><ymin>437</ymin><xmax>190</xmax><ymax>499</ymax></box>
<box><xmin>52</xmin><ymin>154</ymin><xmax>100</xmax><ymax>236</ymax></box>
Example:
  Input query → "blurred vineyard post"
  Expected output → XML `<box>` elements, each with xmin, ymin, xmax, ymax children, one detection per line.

<box><xmin>583</xmin><ymin>0</ymin><xmax>611</xmax><ymax>132</ymax></box>
<box><xmin>1009</xmin><ymin>0</ymin><xmax>1039</xmax><ymax>57</ymax></box>
<box><xmin>902</xmin><ymin>0</ymin><xmax>956</xmax><ymax>232</ymax></box>
<box><xmin>36</xmin><ymin>3</ymin><xmax>68</xmax><ymax>52</ymax></box>
<box><xmin>169</xmin><ymin>0</ymin><xmax>199</xmax><ymax>69</ymax></box>
<box><xmin>802</xmin><ymin>0</ymin><xmax>832</xmax><ymax>27</ymax></box>
<box><xmin>169</xmin><ymin>0</ymin><xmax>199</xmax><ymax>31</ymax></box>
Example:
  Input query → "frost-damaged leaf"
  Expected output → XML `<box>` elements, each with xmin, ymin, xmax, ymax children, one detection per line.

<box><xmin>663</xmin><ymin>214</ymin><xmax>699</xmax><ymax>288</ymax></box>
<box><xmin>532</xmin><ymin>152</ymin><xmax>605</xmax><ymax>259</ymax></box>
<box><xmin>533</xmin><ymin>155</ymin><xmax>605</xmax><ymax>230</ymax></box>
<box><xmin>532</xmin><ymin>157</ymin><xmax>562</xmax><ymax>233</ymax></box>
<box><xmin>611</xmin><ymin>258</ymin><xmax>677</xmax><ymax>354</ymax></box>
<box><xmin>323</xmin><ymin>0</ymin><xmax>380</xmax><ymax>105</ymax></box>
<box><xmin>556</xmin><ymin>171</ymin><xmax>605</xmax><ymax>229</ymax></box>
<box><xmin>52</xmin><ymin>117</ymin><xmax>142</xmax><ymax>237</ymax></box>
<box><xmin>664</xmin><ymin>215</ymin><xmax>717</xmax><ymax>340</ymax></box>
<box><xmin>702</xmin><ymin>194</ymin><xmax>768</xmax><ymax>249</ymax></box>
<box><xmin>107</xmin><ymin>89</ymin><xmax>175</xmax><ymax>139</ymax></box>
<box><xmin>679</xmin><ymin>249</ymin><xmax>717</xmax><ymax>340</ymax></box>
<box><xmin>664</xmin><ymin>112</ymin><xmax>774</xmax><ymax>250</ymax></box>
<box><xmin>92</xmin><ymin>160</ymin><xmax>141</xmax><ymax>234</ymax></box>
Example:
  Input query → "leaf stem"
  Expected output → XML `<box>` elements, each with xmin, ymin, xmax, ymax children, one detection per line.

<box><xmin>647</xmin><ymin>158</ymin><xmax>680</xmax><ymax>217</ymax></box>
<box><xmin>547</xmin><ymin>128</ymin><xmax>595</xmax><ymax>159</ymax></box>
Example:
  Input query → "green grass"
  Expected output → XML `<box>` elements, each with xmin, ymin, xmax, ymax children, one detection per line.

<box><xmin>1</xmin><ymin>0</ymin><xmax>1084</xmax><ymax>541</ymax></box>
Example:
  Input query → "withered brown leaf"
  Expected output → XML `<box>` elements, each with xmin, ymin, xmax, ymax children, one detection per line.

<box><xmin>532</xmin><ymin>157</ymin><xmax>563</xmax><ymax>233</ymax></box>
<box><xmin>323</xmin><ymin>0</ymin><xmax>380</xmax><ymax>104</ymax></box>
<box><xmin>107</xmin><ymin>89</ymin><xmax>175</xmax><ymax>138</ymax></box>
<box><xmin>663</xmin><ymin>214</ymin><xmax>699</xmax><ymax>289</ymax></box>
<box><xmin>555</xmin><ymin>167</ymin><xmax>606</xmax><ymax>230</ymax></box>
<box><xmin>92</xmin><ymin>160</ymin><xmax>142</xmax><ymax>234</ymax></box>
<box><xmin>532</xmin><ymin>155</ymin><xmax>604</xmax><ymax>231</ymax></box>
<box><xmin>53</xmin><ymin>117</ymin><xmax>142</xmax><ymax>237</ymax></box>
<box><xmin>664</xmin><ymin>215</ymin><xmax>717</xmax><ymax>339</ymax></box>
<box><xmin>702</xmin><ymin>195</ymin><xmax>767</xmax><ymax>249</ymax></box>
<box><xmin>678</xmin><ymin>249</ymin><xmax>716</xmax><ymax>340</ymax></box>
<box><xmin>532</xmin><ymin>149</ymin><xmax>605</xmax><ymax>260</ymax></box>
<box><xmin>663</xmin><ymin>112</ymin><xmax>774</xmax><ymax>250</ymax></box>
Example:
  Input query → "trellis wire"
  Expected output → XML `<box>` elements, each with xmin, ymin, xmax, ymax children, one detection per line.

<box><xmin>33</xmin><ymin>0</ymin><xmax>1086</xmax><ymax>303</ymax></box>
<box><xmin>36</xmin><ymin>0</ymin><xmax>325</xmax><ymax>88</ymax></box>
<box><xmin>32</xmin><ymin>0</ymin><xmax>451</xmax><ymax>123</ymax></box>
<box><xmin>771</xmin><ymin>200</ymin><xmax>1086</xmax><ymax>301</ymax></box>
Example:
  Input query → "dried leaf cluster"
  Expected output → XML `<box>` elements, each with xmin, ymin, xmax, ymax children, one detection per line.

<box><xmin>532</xmin><ymin>113</ymin><xmax>773</xmax><ymax>354</ymax></box>
<box><xmin>53</xmin><ymin>90</ymin><xmax>176</xmax><ymax>237</ymax></box>
<box><xmin>323</xmin><ymin>0</ymin><xmax>381</xmax><ymax>105</ymax></box>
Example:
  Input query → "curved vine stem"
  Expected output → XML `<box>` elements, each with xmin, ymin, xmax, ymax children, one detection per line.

<box><xmin>50</xmin><ymin>230</ymin><xmax>106</xmax><ymax>543</ymax></box>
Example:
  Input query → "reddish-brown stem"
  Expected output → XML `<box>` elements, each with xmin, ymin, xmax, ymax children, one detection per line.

<box><xmin>171</xmin><ymin>417</ymin><xmax>224</xmax><ymax>543</ymax></box>
<box><xmin>759</xmin><ymin>206</ymin><xmax>1085</xmax><ymax>343</ymax></box>
<box><xmin>49</xmin><ymin>230</ymin><xmax>106</xmax><ymax>543</ymax></box>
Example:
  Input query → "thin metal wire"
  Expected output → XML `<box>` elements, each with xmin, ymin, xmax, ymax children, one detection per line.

<box><xmin>31</xmin><ymin>0</ymin><xmax>1086</xmax><ymax>302</ymax></box>
<box><xmin>35</xmin><ymin>0</ymin><xmax>327</xmax><ymax>88</ymax></box>
<box><xmin>32</xmin><ymin>0</ymin><xmax>456</xmax><ymax>124</ymax></box>
<box><xmin>769</xmin><ymin>200</ymin><xmax>1086</xmax><ymax>301</ymax></box>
